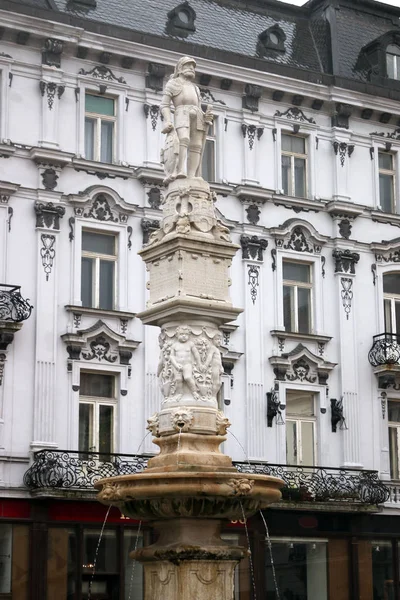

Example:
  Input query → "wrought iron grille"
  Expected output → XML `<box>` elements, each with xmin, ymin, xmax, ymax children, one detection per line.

<box><xmin>368</xmin><ymin>333</ymin><xmax>400</xmax><ymax>367</ymax></box>
<box><xmin>23</xmin><ymin>450</ymin><xmax>148</xmax><ymax>490</ymax></box>
<box><xmin>0</xmin><ymin>284</ymin><xmax>33</xmax><ymax>322</ymax></box>
<box><xmin>235</xmin><ymin>462</ymin><xmax>390</xmax><ymax>505</ymax></box>
<box><xmin>23</xmin><ymin>450</ymin><xmax>390</xmax><ymax>505</ymax></box>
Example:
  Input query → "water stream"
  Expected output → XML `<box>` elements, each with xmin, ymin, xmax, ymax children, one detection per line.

<box><xmin>240</xmin><ymin>502</ymin><xmax>257</xmax><ymax>600</ymax></box>
<box><xmin>227</xmin><ymin>430</ymin><xmax>252</xmax><ymax>468</ymax></box>
<box><xmin>136</xmin><ymin>431</ymin><xmax>151</xmax><ymax>454</ymax></box>
<box><xmin>127</xmin><ymin>520</ymin><xmax>142</xmax><ymax>600</ymax></box>
<box><xmin>87</xmin><ymin>505</ymin><xmax>111</xmax><ymax>600</ymax></box>
<box><xmin>259</xmin><ymin>510</ymin><xmax>281</xmax><ymax>599</ymax></box>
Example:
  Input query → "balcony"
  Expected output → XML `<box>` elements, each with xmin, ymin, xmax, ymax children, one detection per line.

<box><xmin>0</xmin><ymin>284</ymin><xmax>33</xmax><ymax>323</ymax></box>
<box><xmin>24</xmin><ymin>450</ymin><xmax>389</xmax><ymax>507</ymax></box>
<box><xmin>368</xmin><ymin>333</ymin><xmax>400</xmax><ymax>368</ymax></box>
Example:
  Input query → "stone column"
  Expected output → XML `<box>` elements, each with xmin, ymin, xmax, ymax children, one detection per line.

<box><xmin>332</xmin><ymin>247</ymin><xmax>362</xmax><ymax>467</ymax></box>
<box><xmin>31</xmin><ymin>201</ymin><xmax>65</xmax><ymax>450</ymax></box>
<box><xmin>39</xmin><ymin>65</ymin><xmax>65</xmax><ymax>149</ymax></box>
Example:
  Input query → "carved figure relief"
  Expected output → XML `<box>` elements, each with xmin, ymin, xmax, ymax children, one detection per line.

<box><xmin>157</xmin><ymin>326</ymin><xmax>223</xmax><ymax>404</ymax></box>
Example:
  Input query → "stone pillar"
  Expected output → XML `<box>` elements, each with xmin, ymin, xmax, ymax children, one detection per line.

<box><xmin>332</xmin><ymin>247</ymin><xmax>362</xmax><ymax>467</ymax></box>
<box><xmin>31</xmin><ymin>201</ymin><xmax>65</xmax><ymax>450</ymax></box>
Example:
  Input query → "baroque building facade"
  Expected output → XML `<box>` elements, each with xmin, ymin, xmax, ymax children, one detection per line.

<box><xmin>1</xmin><ymin>0</ymin><xmax>400</xmax><ymax>597</ymax></box>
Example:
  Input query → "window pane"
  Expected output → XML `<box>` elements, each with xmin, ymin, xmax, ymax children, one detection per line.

<box><xmin>286</xmin><ymin>420</ymin><xmax>297</xmax><ymax>465</ymax></box>
<box><xmin>124</xmin><ymin>531</ymin><xmax>144</xmax><ymax>599</ymax></box>
<box><xmin>80</xmin><ymin>373</ymin><xmax>114</xmax><ymax>398</ymax></box>
<box><xmin>82</xmin><ymin>231</ymin><xmax>116</xmax><ymax>255</ymax></box>
<box><xmin>387</xmin><ymin>53</ymin><xmax>396</xmax><ymax>79</ymax></box>
<box><xmin>384</xmin><ymin>273</ymin><xmax>400</xmax><ymax>295</ymax></box>
<box><xmin>283</xmin><ymin>261</ymin><xmax>310</xmax><ymax>283</ymax></box>
<box><xmin>100</xmin><ymin>120</ymin><xmax>114</xmax><ymax>163</ymax></box>
<box><xmin>99</xmin><ymin>260</ymin><xmax>115</xmax><ymax>310</ymax></box>
<box><xmin>281</xmin><ymin>154</ymin><xmax>291</xmax><ymax>195</ymax></box>
<box><xmin>384</xmin><ymin>298</ymin><xmax>393</xmax><ymax>332</ymax></box>
<box><xmin>283</xmin><ymin>285</ymin><xmax>294</xmax><ymax>332</ymax></box>
<box><xmin>0</xmin><ymin>524</ymin><xmax>12</xmax><ymax>593</ymax></box>
<box><xmin>83</xmin><ymin>529</ymin><xmax>117</xmax><ymax>574</ymax></box>
<box><xmin>265</xmin><ymin>540</ymin><xmax>328</xmax><ymax>600</ymax></box>
<box><xmin>298</xmin><ymin>287</ymin><xmax>311</xmax><ymax>333</ymax></box>
<box><xmin>84</xmin><ymin>118</ymin><xmax>95</xmax><ymax>161</ymax></box>
<box><xmin>369</xmin><ymin>541</ymin><xmax>394</xmax><ymax>600</ymax></box>
<box><xmin>281</xmin><ymin>134</ymin><xmax>292</xmax><ymax>152</ymax></box>
<box><xmin>301</xmin><ymin>421</ymin><xmax>315</xmax><ymax>465</ymax></box>
<box><xmin>79</xmin><ymin>403</ymin><xmax>93</xmax><ymax>452</ymax></box>
<box><xmin>379</xmin><ymin>153</ymin><xmax>393</xmax><ymax>171</ymax></box>
<box><xmin>379</xmin><ymin>173</ymin><xmax>394</xmax><ymax>213</ymax></box>
<box><xmin>286</xmin><ymin>391</ymin><xmax>314</xmax><ymax>416</ymax></box>
<box><xmin>85</xmin><ymin>94</ymin><xmax>115</xmax><ymax>116</ymax></box>
<box><xmin>389</xmin><ymin>427</ymin><xmax>400</xmax><ymax>479</ymax></box>
<box><xmin>81</xmin><ymin>257</ymin><xmax>93</xmax><ymax>308</ymax></box>
<box><xmin>99</xmin><ymin>405</ymin><xmax>113</xmax><ymax>455</ymax></box>
<box><xmin>202</xmin><ymin>139</ymin><xmax>215</xmax><ymax>182</ymax></box>
<box><xmin>294</xmin><ymin>157</ymin><xmax>306</xmax><ymax>197</ymax></box>
<box><xmin>282</xmin><ymin>134</ymin><xmax>305</xmax><ymax>154</ymax></box>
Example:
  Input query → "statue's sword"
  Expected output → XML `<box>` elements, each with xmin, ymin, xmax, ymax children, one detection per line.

<box><xmin>196</xmin><ymin>104</ymin><xmax>213</xmax><ymax>178</ymax></box>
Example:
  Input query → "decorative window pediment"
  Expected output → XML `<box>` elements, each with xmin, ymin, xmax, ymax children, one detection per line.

<box><xmin>269</xmin><ymin>343</ymin><xmax>336</xmax><ymax>385</ymax></box>
<box><xmin>372</xmin><ymin>237</ymin><xmax>400</xmax><ymax>263</ymax></box>
<box><xmin>357</xmin><ymin>31</ymin><xmax>400</xmax><ymax>82</ymax></box>
<box><xmin>66</xmin><ymin>185</ymin><xmax>136</xmax><ymax>227</ymax></box>
<box><xmin>61</xmin><ymin>319</ymin><xmax>140</xmax><ymax>365</ymax></box>
<box><xmin>270</xmin><ymin>219</ymin><xmax>327</xmax><ymax>254</ymax></box>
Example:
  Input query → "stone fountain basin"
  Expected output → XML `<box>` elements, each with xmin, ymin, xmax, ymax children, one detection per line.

<box><xmin>95</xmin><ymin>471</ymin><xmax>283</xmax><ymax>521</ymax></box>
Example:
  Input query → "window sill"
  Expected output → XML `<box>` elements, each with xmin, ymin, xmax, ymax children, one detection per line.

<box><xmin>272</xmin><ymin>193</ymin><xmax>326</xmax><ymax>214</ymax></box>
<box><xmin>72</xmin><ymin>158</ymin><xmax>135</xmax><ymax>180</ymax></box>
<box><xmin>0</xmin><ymin>142</ymin><xmax>16</xmax><ymax>159</ymax></box>
<box><xmin>370</xmin><ymin>208</ymin><xmax>400</xmax><ymax>226</ymax></box>
<box><xmin>30</xmin><ymin>147</ymin><xmax>74</xmax><ymax>168</ymax></box>
<box><xmin>135</xmin><ymin>165</ymin><xmax>234</xmax><ymax>197</ymax></box>
<box><xmin>234</xmin><ymin>184</ymin><xmax>274</xmax><ymax>204</ymax></box>
<box><xmin>65</xmin><ymin>305</ymin><xmax>136</xmax><ymax>320</ymax></box>
<box><xmin>270</xmin><ymin>330</ymin><xmax>332</xmax><ymax>344</ymax></box>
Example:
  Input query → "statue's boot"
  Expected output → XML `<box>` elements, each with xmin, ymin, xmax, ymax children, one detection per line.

<box><xmin>187</xmin><ymin>146</ymin><xmax>202</xmax><ymax>178</ymax></box>
<box><xmin>177</xmin><ymin>144</ymin><xmax>188</xmax><ymax>178</ymax></box>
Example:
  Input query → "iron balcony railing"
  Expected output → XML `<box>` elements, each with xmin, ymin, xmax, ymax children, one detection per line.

<box><xmin>0</xmin><ymin>284</ymin><xmax>33</xmax><ymax>322</ymax></box>
<box><xmin>23</xmin><ymin>450</ymin><xmax>389</xmax><ymax>506</ymax></box>
<box><xmin>368</xmin><ymin>333</ymin><xmax>400</xmax><ymax>367</ymax></box>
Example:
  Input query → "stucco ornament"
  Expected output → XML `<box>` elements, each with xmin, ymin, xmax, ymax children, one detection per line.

<box><xmin>157</xmin><ymin>326</ymin><xmax>224</xmax><ymax>405</ymax></box>
<box><xmin>160</xmin><ymin>56</ymin><xmax>213</xmax><ymax>183</ymax></box>
<box><xmin>227</xmin><ymin>478</ymin><xmax>255</xmax><ymax>496</ymax></box>
<box><xmin>171</xmin><ymin>408</ymin><xmax>194</xmax><ymax>431</ymax></box>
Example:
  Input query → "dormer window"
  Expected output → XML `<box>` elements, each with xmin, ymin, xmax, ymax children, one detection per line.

<box><xmin>166</xmin><ymin>1</ymin><xmax>196</xmax><ymax>37</ymax></box>
<box><xmin>387</xmin><ymin>45</ymin><xmax>400</xmax><ymax>80</ymax></box>
<box><xmin>257</xmin><ymin>25</ymin><xmax>286</xmax><ymax>57</ymax></box>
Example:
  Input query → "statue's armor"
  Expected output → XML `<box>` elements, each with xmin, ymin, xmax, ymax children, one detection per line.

<box><xmin>161</xmin><ymin>79</ymin><xmax>205</xmax><ymax>131</ymax></box>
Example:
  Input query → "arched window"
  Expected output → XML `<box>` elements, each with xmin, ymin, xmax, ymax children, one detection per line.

<box><xmin>386</xmin><ymin>44</ymin><xmax>400</xmax><ymax>80</ymax></box>
<box><xmin>383</xmin><ymin>273</ymin><xmax>400</xmax><ymax>333</ymax></box>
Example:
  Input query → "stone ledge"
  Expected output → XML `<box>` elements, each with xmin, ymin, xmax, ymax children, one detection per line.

<box><xmin>65</xmin><ymin>304</ymin><xmax>136</xmax><ymax>320</ymax></box>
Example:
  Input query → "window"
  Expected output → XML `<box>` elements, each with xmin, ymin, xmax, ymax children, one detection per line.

<box><xmin>0</xmin><ymin>524</ymin><xmax>29</xmax><ymax>597</ymax></box>
<box><xmin>201</xmin><ymin>118</ymin><xmax>216</xmax><ymax>182</ymax></box>
<box><xmin>281</xmin><ymin>134</ymin><xmax>307</xmax><ymax>197</ymax></box>
<box><xmin>85</xmin><ymin>94</ymin><xmax>116</xmax><ymax>163</ymax></box>
<box><xmin>81</xmin><ymin>230</ymin><xmax>117</xmax><ymax>310</ymax></box>
<box><xmin>387</xmin><ymin>44</ymin><xmax>400</xmax><ymax>80</ymax></box>
<box><xmin>283</xmin><ymin>261</ymin><xmax>312</xmax><ymax>334</ymax></box>
<box><xmin>265</xmin><ymin>538</ymin><xmax>328</xmax><ymax>600</ymax></box>
<box><xmin>379</xmin><ymin>152</ymin><xmax>395</xmax><ymax>213</ymax></box>
<box><xmin>286</xmin><ymin>390</ymin><xmax>316</xmax><ymax>466</ymax></box>
<box><xmin>383</xmin><ymin>273</ymin><xmax>400</xmax><ymax>334</ymax></box>
<box><xmin>389</xmin><ymin>401</ymin><xmax>400</xmax><ymax>479</ymax></box>
<box><xmin>79</xmin><ymin>372</ymin><xmax>116</xmax><ymax>457</ymax></box>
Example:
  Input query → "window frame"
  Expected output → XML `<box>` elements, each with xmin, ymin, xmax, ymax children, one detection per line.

<box><xmin>281</xmin><ymin>133</ymin><xmax>308</xmax><ymax>198</ymax></box>
<box><xmin>84</xmin><ymin>93</ymin><xmax>117</xmax><ymax>163</ymax></box>
<box><xmin>386</xmin><ymin>44</ymin><xmax>400</xmax><ymax>80</ymax></box>
<box><xmin>378</xmin><ymin>151</ymin><xmax>396</xmax><ymax>213</ymax></box>
<box><xmin>282</xmin><ymin>259</ymin><xmax>313</xmax><ymax>334</ymax></box>
<box><xmin>81</xmin><ymin>228</ymin><xmax>118</xmax><ymax>311</ymax></box>
<box><xmin>78</xmin><ymin>371</ymin><xmax>118</xmax><ymax>455</ymax></box>
<box><xmin>383</xmin><ymin>273</ymin><xmax>400</xmax><ymax>335</ymax></box>
<box><xmin>202</xmin><ymin>117</ymin><xmax>217</xmax><ymax>182</ymax></box>
<box><xmin>285</xmin><ymin>390</ymin><xmax>317</xmax><ymax>466</ymax></box>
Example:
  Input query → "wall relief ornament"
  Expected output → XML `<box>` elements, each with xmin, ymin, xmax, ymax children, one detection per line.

<box><xmin>171</xmin><ymin>408</ymin><xmax>194</xmax><ymax>431</ymax></box>
<box><xmin>39</xmin><ymin>81</ymin><xmax>65</xmax><ymax>110</ymax></box>
<box><xmin>247</xmin><ymin>265</ymin><xmax>260</xmax><ymax>304</ymax></box>
<box><xmin>274</xmin><ymin>107</ymin><xmax>316</xmax><ymax>124</ymax></box>
<box><xmin>286</xmin><ymin>358</ymin><xmax>317</xmax><ymax>383</ymax></box>
<box><xmin>241</xmin><ymin>124</ymin><xmax>263</xmax><ymax>150</ymax></box>
<box><xmin>157</xmin><ymin>325</ymin><xmax>224</xmax><ymax>405</ymax></box>
<box><xmin>332</xmin><ymin>249</ymin><xmax>360</xmax><ymax>274</ymax></box>
<box><xmin>341</xmin><ymin>277</ymin><xmax>353</xmax><ymax>319</ymax></box>
<box><xmin>144</xmin><ymin>104</ymin><xmax>161</xmax><ymax>131</ymax></box>
<box><xmin>40</xmin><ymin>234</ymin><xmax>56</xmax><ymax>281</ymax></box>
<box><xmin>35</xmin><ymin>202</ymin><xmax>65</xmax><ymax>230</ymax></box>
<box><xmin>283</xmin><ymin>226</ymin><xmax>314</xmax><ymax>253</ymax></box>
<box><xmin>78</xmin><ymin>65</ymin><xmax>127</xmax><ymax>84</ymax></box>
<box><xmin>333</xmin><ymin>141</ymin><xmax>354</xmax><ymax>167</ymax></box>
<box><xmin>82</xmin><ymin>335</ymin><xmax>118</xmax><ymax>362</ymax></box>
<box><xmin>240</xmin><ymin>235</ymin><xmax>268</xmax><ymax>261</ymax></box>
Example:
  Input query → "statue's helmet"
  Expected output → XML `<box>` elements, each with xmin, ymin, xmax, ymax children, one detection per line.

<box><xmin>173</xmin><ymin>56</ymin><xmax>196</xmax><ymax>77</ymax></box>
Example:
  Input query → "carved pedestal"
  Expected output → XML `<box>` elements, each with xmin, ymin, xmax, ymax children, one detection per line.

<box><xmin>133</xmin><ymin>519</ymin><xmax>244</xmax><ymax>600</ymax></box>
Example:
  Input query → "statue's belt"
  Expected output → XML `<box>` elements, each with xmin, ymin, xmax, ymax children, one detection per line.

<box><xmin>174</xmin><ymin>105</ymin><xmax>205</xmax><ymax>130</ymax></box>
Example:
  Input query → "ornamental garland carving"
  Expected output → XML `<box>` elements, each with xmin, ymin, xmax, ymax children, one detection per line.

<box><xmin>144</xmin><ymin>104</ymin><xmax>161</xmax><ymax>131</ymax></box>
<box><xmin>333</xmin><ymin>141</ymin><xmax>354</xmax><ymax>167</ymax></box>
<box><xmin>78</xmin><ymin>65</ymin><xmax>127</xmax><ymax>84</ymax></box>
<box><xmin>274</xmin><ymin>107</ymin><xmax>316</xmax><ymax>124</ymax></box>
<box><xmin>40</xmin><ymin>234</ymin><xmax>56</xmax><ymax>281</ymax></box>
<box><xmin>241</xmin><ymin>124</ymin><xmax>263</xmax><ymax>150</ymax></box>
<box><xmin>39</xmin><ymin>81</ymin><xmax>65</xmax><ymax>110</ymax></box>
<box><xmin>200</xmin><ymin>88</ymin><xmax>226</xmax><ymax>106</ymax></box>
<box><xmin>157</xmin><ymin>325</ymin><xmax>224</xmax><ymax>405</ymax></box>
